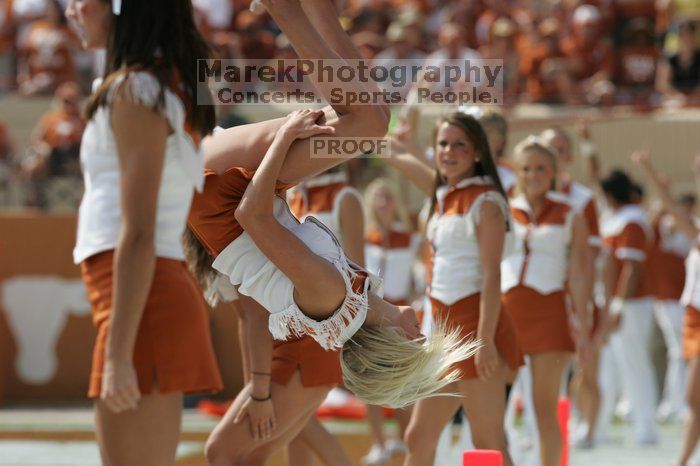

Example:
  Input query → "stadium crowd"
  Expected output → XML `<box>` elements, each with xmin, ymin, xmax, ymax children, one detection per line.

<box><xmin>0</xmin><ymin>0</ymin><xmax>698</xmax><ymax>208</ymax></box>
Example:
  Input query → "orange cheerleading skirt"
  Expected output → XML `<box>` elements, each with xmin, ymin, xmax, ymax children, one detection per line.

<box><xmin>503</xmin><ymin>286</ymin><xmax>575</xmax><ymax>355</ymax></box>
<box><xmin>683</xmin><ymin>306</ymin><xmax>700</xmax><ymax>359</ymax></box>
<box><xmin>430</xmin><ymin>293</ymin><xmax>524</xmax><ymax>379</ymax></box>
<box><xmin>271</xmin><ymin>336</ymin><xmax>343</xmax><ymax>388</ymax></box>
<box><xmin>81</xmin><ymin>250</ymin><xmax>223</xmax><ymax>398</ymax></box>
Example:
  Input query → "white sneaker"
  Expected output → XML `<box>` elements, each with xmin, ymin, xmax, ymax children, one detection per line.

<box><xmin>386</xmin><ymin>438</ymin><xmax>407</xmax><ymax>455</ymax></box>
<box><xmin>634</xmin><ymin>427</ymin><xmax>659</xmax><ymax>446</ymax></box>
<box><xmin>362</xmin><ymin>444</ymin><xmax>390</xmax><ymax>466</ymax></box>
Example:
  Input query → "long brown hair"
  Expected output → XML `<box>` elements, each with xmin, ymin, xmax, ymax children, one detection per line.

<box><xmin>85</xmin><ymin>0</ymin><xmax>215</xmax><ymax>136</ymax></box>
<box><xmin>183</xmin><ymin>228</ymin><xmax>220</xmax><ymax>305</ymax></box>
<box><xmin>430</xmin><ymin>111</ymin><xmax>508</xmax><ymax>216</ymax></box>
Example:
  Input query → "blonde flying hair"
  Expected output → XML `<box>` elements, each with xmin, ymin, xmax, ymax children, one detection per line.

<box><xmin>513</xmin><ymin>135</ymin><xmax>559</xmax><ymax>193</ymax></box>
<box><xmin>363</xmin><ymin>177</ymin><xmax>412</xmax><ymax>235</ymax></box>
<box><xmin>341</xmin><ymin>323</ymin><xmax>479</xmax><ymax>408</ymax></box>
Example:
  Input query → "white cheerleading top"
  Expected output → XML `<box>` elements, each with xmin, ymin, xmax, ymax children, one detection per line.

<box><xmin>73</xmin><ymin>71</ymin><xmax>204</xmax><ymax>264</ymax></box>
<box><xmin>427</xmin><ymin>176</ymin><xmax>511</xmax><ymax>305</ymax></box>
<box><xmin>364</xmin><ymin>225</ymin><xmax>421</xmax><ymax>303</ymax></box>
<box><xmin>560</xmin><ymin>179</ymin><xmax>601</xmax><ymax>247</ymax></box>
<box><xmin>682</xmin><ymin>241</ymin><xmax>700</xmax><ymax>309</ymax></box>
<box><xmin>501</xmin><ymin>192</ymin><xmax>576</xmax><ymax>294</ymax></box>
<box><xmin>212</xmin><ymin>196</ymin><xmax>375</xmax><ymax>350</ymax></box>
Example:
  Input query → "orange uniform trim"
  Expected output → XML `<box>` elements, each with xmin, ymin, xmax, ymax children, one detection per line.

<box><xmin>430</xmin><ymin>293</ymin><xmax>523</xmax><ymax>379</ymax></box>
<box><xmin>81</xmin><ymin>250</ymin><xmax>222</xmax><ymax>398</ymax></box>
<box><xmin>288</xmin><ymin>181</ymin><xmax>347</xmax><ymax>218</ymax></box>
<box><xmin>683</xmin><ymin>306</ymin><xmax>700</xmax><ymax>359</ymax></box>
<box><xmin>271</xmin><ymin>336</ymin><xmax>342</xmax><ymax>388</ymax></box>
<box><xmin>440</xmin><ymin>184</ymin><xmax>494</xmax><ymax>216</ymax></box>
<box><xmin>187</xmin><ymin>166</ymin><xmax>293</xmax><ymax>257</ymax></box>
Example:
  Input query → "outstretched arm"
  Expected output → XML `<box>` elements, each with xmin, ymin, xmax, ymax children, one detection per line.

<box><xmin>384</xmin><ymin>121</ymin><xmax>436</xmax><ymax>196</ymax></box>
<box><xmin>568</xmin><ymin>213</ymin><xmax>592</xmax><ymax>359</ymax></box>
<box><xmin>235</xmin><ymin>110</ymin><xmax>350</xmax><ymax>318</ymax></box>
<box><xmin>631</xmin><ymin>148</ymin><xmax>698</xmax><ymax>242</ymax></box>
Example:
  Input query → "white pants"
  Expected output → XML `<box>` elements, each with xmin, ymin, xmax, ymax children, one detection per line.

<box><xmin>609</xmin><ymin>299</ymin><xmax>658</xmax><ymax>440</ymax></box>
<box><xmin>654</xmin><ymin>299</ymin><xmax>687</xmax><ymax>419</ymax></box>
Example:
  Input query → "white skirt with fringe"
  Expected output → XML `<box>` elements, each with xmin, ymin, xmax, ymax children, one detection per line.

<box><xmin>212</xmin><ymin>197</ymin><xmax>379</xmax><ymax>350</ymax></box>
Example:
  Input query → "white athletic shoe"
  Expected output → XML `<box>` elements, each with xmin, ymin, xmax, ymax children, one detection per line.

<box><xmin>634</xmin><ymin>428</ymin><xmax>659</xmax><ymax>446</ymax></box>
<box><xmin>386</xmin><ymin>438</ymin><xmax>407</xmax><ymax>455</ymax></box>
<box><xmin>362</xmin><ymin>444</ymin><xmax>391</xmax><ymax>466</ymax></box>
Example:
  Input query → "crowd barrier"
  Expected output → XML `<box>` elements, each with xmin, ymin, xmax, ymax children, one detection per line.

<box><xmin>0</xmin><ymin>213</ymin><xmax>244</xmax><ymax>405</ymax></box>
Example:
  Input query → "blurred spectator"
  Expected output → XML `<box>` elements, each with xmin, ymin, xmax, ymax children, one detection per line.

<box><xmin>346</xmin><ymin>6</ymin><xmax>390</xmax><ymax>36</ymax></box>
<box><xmin>479</xmin><ymin>17</ymin><xmax>520</xmax><ymax>105</ymax></box>
<box><xmin>373</xmin><ymin>21</ymin><xmax>424</xmax><ymax>98</ymax></box>
<box><xmin>0</xmin><ymin>119</ymin><xmax>16</xmax><ymax>206</ymax></box>
<box><xmin>475</xmin><ymin>0</ymin><xmax>513</xmax><ymax>48</ymax></box>
<box><xmin>657</xmin><ymin>19</ymin><xmax>700</xmax><ymax>104</ymax></box>
<box><xmin>234</xmin><ymin>9</ymin><xmax>276</xmax><ymax>60</ymax></box>
<box><xmin>616</xmin><ymin>17</ymin><xmax>659</xmax><ymax>104</ymax></box>
<box><xmin>22</xmin><ymin>81</ymin><xmax>84</xmax><ymax>210</ymax></box>
<box><xmin>425</xmin><ymin>22</ymin><xmax>481</xmax><ymax>64</ymax></box>
<box><xmin>0</xmin><ymin>0</ymin><xmax>16</xmax><ymax>91</ymax></box>
<box><xmin>561</xmin><ymin>4</ymin><xmax>616</xmax><ymax>104</ymax></box>
<box><xmin>16</xmin><ymin>0</ymin><xmax>79</xmax><ymax>95</ymax></box>
<box><xmin>192</xmin><ymin>0</ymin><xmax>233</xmax><ymax>33</ymax></box>
<box><xmin>351</xmin><ymin>30</ymin><xmax>386</xmax><ymax>60</ymax></box>
<box><xmin>520</xmin><ymin>18</ymin><xmax>575</xmax><ymax>104</ymax></box>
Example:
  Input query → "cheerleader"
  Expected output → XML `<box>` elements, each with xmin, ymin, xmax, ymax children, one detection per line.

<box><xmin>632</xmin><ymin>151</ymin><xmax>699</xmax><ymax>465</ymax></box>
<box><xmin>285</xmin><ymin>166</ymin><xmax>363</xmax><ymax>466</ymax></box>
<box><xmin>66</xmin><ymin>0</ymin><xmax>222</xmax><ymax>464</ymax></box>
<box><xmin>650</xmin><ymin>198</ymin><xmax>694</xmax><ymax>423</ymax></box>
<box><xmin>204</xmin><ymin>292</ymin><xmax>349</xmax><ymax>465</ymax></box>
<box><xmin>478</xmin><ymin>109</ymin><xmax>517</xmax><ymax>196</ymax></box>
<box><xmin>387</xmin><ymin>110</ymin><xmax>523</xmax><ymax>466</ymax></box>
<box><xmin>287</xmin><ymin>166</ymin><xmax>365</xmax><ymax>265</ymax></box>
<box><xmin>540</xmin><ymin>126</ymin><xmax>601</xmax><ymax>447</ymax></box>
<box><xmin>598</xmin><ymin>165</ymin><xmax>658</xmax><ymax>445</ymax></box>
<box><xmin>502</xmin><ymin>137</ymin><xmax>591</xmax><ymax>466</ymax></box>
<box><xmin>362</xmin><ymin>178</ymin><xmax>421</xmax><ymax>465</ymax></box>
<box><xmin>185</xmin><ymin>2</ymin><xmax>474</xmax><ymax>461</ymax></box>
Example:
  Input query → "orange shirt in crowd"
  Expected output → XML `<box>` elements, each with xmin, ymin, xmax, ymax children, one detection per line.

<box><xmin>19</xmin><ymin>21</ymin><xmax>77</xmax><ymax>87</ymax></box>
<box><xmin>648</xmin><ymin>218</ymin><xmax>688</xmax><ymax>301</ymax></box>
<box><xmin>561</xmin><ymin>35</ymin><xmax>615</xmax><ymax>80</ymax></box>
<box><xmin>35</xmin><ymin>109</ymin><xmax>84</xmax><ymax>149</ymax></box>
<box><xmin>614</xmin><ymin>0</ymin><xmax>657</xmax><ymax>20</ymax></box>
<box><xmin>603</xmin><ymin>208</ymin><xmax>653</xmax><ymax>299</ymax></box>
<box><xmin>0</xmin><ymin>0</ymin><xmax>14</xmax><ymax>54</ymax></box>
<box><xmin>0</xmin><ymin>121</ymin><xmax>11</xmax><ymax>158</ymax></box>
<box><xmin>519</xmin><ymin>38</ymin><xmax>565</xmax><ymax>101</ymax></box>
<box><xmin>617</xmin><ymin>45</ymin><xmax>659</xmax><ymax>86</ymax></box>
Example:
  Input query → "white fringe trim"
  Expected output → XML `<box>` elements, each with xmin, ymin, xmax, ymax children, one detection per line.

<box><xmin>268</xmin><ymin>255</ymin><xmax>371</xmax><ymax>351</ymax></box>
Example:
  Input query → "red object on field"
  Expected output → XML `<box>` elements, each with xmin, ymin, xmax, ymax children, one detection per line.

<box><xmin>462</xmin><ymin>450</ymin><xmax>502</xmax><ymax>466</ymax></box>
<box><xmin>197</xmin><ymin>392</ymin><xmax>395</xmax><ymax>420</ymax></box>
<box><xmin>558</xmin><ymin>397</ymin><xmax>570</xmax><ymax>466</ymax></box>
<box><xmin>197</xmin><ymin>399</ymin><xmax>232</xmax><ymax>417</ymax></box>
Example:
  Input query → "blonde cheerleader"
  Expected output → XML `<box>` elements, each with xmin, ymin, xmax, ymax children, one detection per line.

<box><xmin>502</xmin><ymin>137</ymin><xmax>591</xmax><ymax>466</ymax></box>
<box><xmin>184</xmin><ymin>1</ymin><xmax>475</xmax><ymax>463</ymax></box>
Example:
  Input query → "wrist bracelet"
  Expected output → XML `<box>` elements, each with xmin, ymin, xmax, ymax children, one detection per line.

<box><xmin>250</xmin><ymin>393</ymin><xmax>272</xmax><ymax>402</ymax></box>
<box><xmin>252</xmin><ymin>371</ymin><xmax>271</xmax><ymax>377</ymax></box>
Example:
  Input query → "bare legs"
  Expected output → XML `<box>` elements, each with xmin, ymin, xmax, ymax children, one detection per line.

<box><xmin>205</xmin><ymin>371</ymin><xmax>330</xmax><ymax>466</ymax></box>
<box><xmin>286</xmin><ymin>416</ymin><xmax>353</xmax><ymax>466</ymax></box>
<box><xmin>679</xmin><ymin>356</ymin><xmax>700</xmax><ymax>466</ymax></box>
<box><xmin>203</xmin><ymin>0</ymin><xmax>388</xmax><ymax>184</ymax></box>
<box><xmin>531</xmin><ymin>352</ymin><xmax>570</xmax><ymax>466</ymax></box>
<box><xmin>404</xmin><ymin>361</ymin><xmax>513</xmax><ymax>466</ymax></box>
<box><xmin>95</xmin><ymin>391</ymin><xmax>182</xmax><ymax>466</ymax></box>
